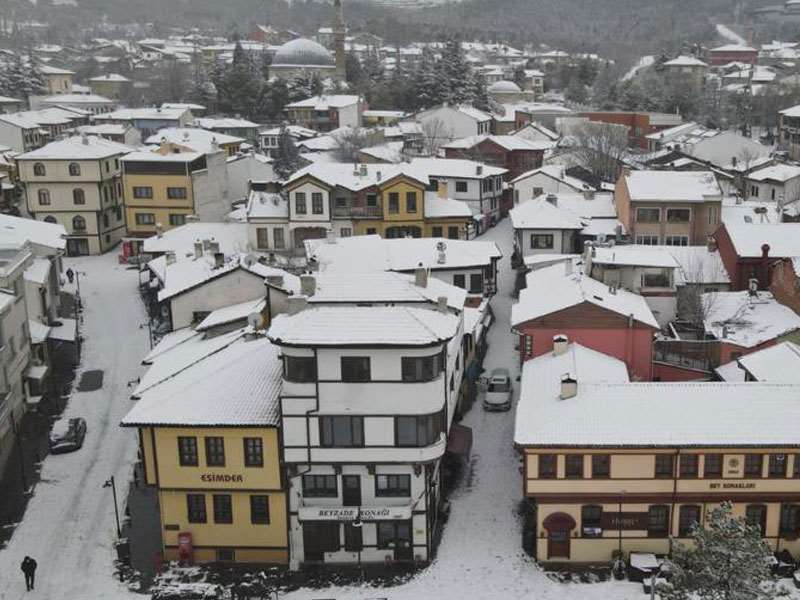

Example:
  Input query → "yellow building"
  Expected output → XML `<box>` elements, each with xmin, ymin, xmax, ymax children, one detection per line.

<box><xmin>514</xmin><ymin>340</ymin><xmax>800</xmax><ymax>566</ymax></box>
<box><xmin>121</xmin><ymin>144</ymin><xmax>202</xmax><ymax>237</ymax></box>
<box><xmin>121</xmin><ymin>332</ymin><xmax>288</xmax><ymax>564</ymax></box>
<box><xmin>38</xmin><ymin>65</ymin><xmax>75</xmax><ymax>95</ymax></box>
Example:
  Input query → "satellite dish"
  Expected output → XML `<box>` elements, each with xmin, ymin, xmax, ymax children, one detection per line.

<box><xmin>243</xmin><ymin>254</ymin><xmax>256</xmax><ymax>267</ymax></box>
<box><xmin>436</xmin><ymin>241</ymin><xmax>447</xmax><ymax>252</ymax></box>
<box><xmin>247</xmin><ymin>312</ymin><xmax>262</xmax><ymax>331</ymax></box>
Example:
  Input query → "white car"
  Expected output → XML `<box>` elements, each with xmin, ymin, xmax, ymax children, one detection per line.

<box><xmin>481</xmin><ymin>368</ymin><xmax>513</xmax><ymax>411</ymax></box>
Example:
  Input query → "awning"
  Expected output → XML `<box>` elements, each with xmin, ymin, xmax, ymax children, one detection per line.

<box><xmin>49</xmin><ymin>317</ymin><xmax>77</xmax><ymax>342</ymax></box>
<box><xmin>446</xmin><ymin>423</ymin><xmax>473</xmax><ymax>460</ymax></box>
<box><xmin>25</xmin><ymin>364</ymin><xmax>48</xmax><ymax>381</ymax></box>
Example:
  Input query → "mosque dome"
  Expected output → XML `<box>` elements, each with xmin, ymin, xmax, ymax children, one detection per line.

<box><xmin>272</xmin><ymin>38</ymin><xmax>335</xmax><ymax>67</ymax></box>
<box><xmin>488</xmin><ymin>80</ymin><xmax>522</xmax><ymax>93</ymax></box>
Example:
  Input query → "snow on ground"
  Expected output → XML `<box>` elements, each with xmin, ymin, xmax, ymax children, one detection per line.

<box><xmin>0</xmin><ymin>253</ymin><xmax>149</xmax><ymax>600</ymax></box>
<box><xmin>716</xmin><ymin>24</ymin><xmax>747</xmax><ymax>46</ymax></box>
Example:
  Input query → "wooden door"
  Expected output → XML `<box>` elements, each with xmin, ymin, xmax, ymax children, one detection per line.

<box><xmin>342</xmin><ymin>475</ymin><xmax>361</xmax><ymax>507</ymax></box>
<box><xmin>302</xmin><ymin>523</ymin><xmax>340</xmax><ymax>562</ymax></box>
<box><xmin>547</xmin><ymin>529</ymin><xmax>570</xmax><ymax>559</ymax></box>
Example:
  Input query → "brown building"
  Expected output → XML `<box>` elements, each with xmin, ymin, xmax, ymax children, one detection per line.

<box><xmin>441</xmin><ymin>135</ymin><xmax>550</xmax><ymax>181</ymax></box>
<box><xmin>715</xmin><ymin>222</ymin><xmax>800</xmax><ymax>290</ymax></box>
<box><xmin>615</xmin><ymin>170</ymin><xmax>723</xmax><ymax>246</ymax></box>
<box><xmin>579</xmin><ymin>112</ymin><xmax>683</xmax><ymax>150</ymax></box>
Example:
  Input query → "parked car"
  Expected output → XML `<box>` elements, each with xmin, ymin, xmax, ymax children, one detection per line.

<box><xmin>481</xmin><ymin>367</ymin><xmax>513</xmax><ymax>411</ymax></box>
<box><xmin>49</xmin><ymin>417</ymin><xmax>87</xmax><ymax>454</ymax></box>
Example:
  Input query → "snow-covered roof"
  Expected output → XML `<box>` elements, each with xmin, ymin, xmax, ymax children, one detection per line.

<box><xmin>88</xmin><ymin>73</ymin><xmax>130</xmax><ymax>82</ymax></box>
<box><xmin>722</xmin><ymin>223</ymin><xmax>800</xmax><ymax>257</ymax></box>
<box><xmin>514</xmin><ymin>342</ymin><xmax>630</xmax><ymax>446</ymax></box>
<box><xmin>510</xmin><ymin>197</ymin><xmax>584</xmax><ymax>230</ymax></box>
<box><xmin>590</xmin><ymin>245</ymin><xmax>679</xmax><ymax>268</ymax></box>
<box><xmin>40</xmin><ymin>94</ymin><xmax>114</xmax><ymax>104</ymax></box>
<box><xmin>407</xmin><ymin>157</ymin><xmax>506</xmax><ymax>180</ymax></box>
<box><xmin>161</xmin><ymin>102</ymin><xmax>205</xmax><ymax>111</ymax></box>
<box><xmin>39</xmin><ymin>64</ymin><xmax>75</xmax><ymax>75</ymax></box>
<box><xmin>512</xmin><ymin>260</ymin><xmax>659</xmax><ymax>329</ymax></box>
<box><xmin>196</xmin><ymin>298</ymin><xmax>265</xmax><ymax>332</ymax></box>
<box><xmin>121</xmin><ymin>148</ymin><xmax>202</xmax><ymax>163</ymax></box>
<box><xmin>123</xmin><ymin>332</ymin><xmax>281</xmax><ymax>427</ymax></box>
<box><xmin>746</xmin><ymin>163</ymin><xmax>800</xmax><ymax>182</ymax></box>
<box><xmin>515</xmin><ymin>381</ymin><xmax>800</xmax><ymax>447</ymax></box>
<box><xmin>663</xmin><ymin>55</ymin><xmax>708</xmax><ymax>67</ymax></box>
<box><xmin>441</xmin><ymin>134</ymin><xmax>553</xmax><ymax>152</ymax></box>
<box><xmin>0</xmin><ymin>214</ymin><xmax>66</xmax><ymax>251</ymax></box>
<box><xmin>305</xmin><ymin>234</ymin><xmax>502</xmax><ymax>272</ymax></box>
<box><xmin>711</xmin><ymin>43</ymin><xmax>757</xmax><ymax>52</ymax></box>
<box><xmin>17</xmin><ymin>135</ymin><xmax>132</xmax><ymax>160</ymax></box>
<box><xmin>273</xmin><ymin>38</ymin><xmax>334</xmax><ymax>67</ymax></box>
<box><xmin>246</xmin><ymin>189</ymin><xmax>288</xmax><ymax>219</ymax></box>
<box><xmin>735</xmin><ymin>341</ymin><xmax>800</xmax><ymax>382</ymax></box>
<box><xmin>0</xmin><ymin>113</ymin><xmax>47</xmax><ymax>129</ymax></box>
<box><xmin>286</xmin><ymin>94</ymin><xmax>360</xmax><ymax>109</ymax></box>
<box><xmin>488</xmin><ymin>79</ymin><xmax>522</xmax><ymax>93</ymax></box>
<box><xmin>28</xmin><ymin>319</ymin><xmax>50</xmax><ymax>344</ymax></box>
<box><xmin>779</xmin><ymin>104</ymin><xmax>800</xmax><ymax>118</ymax></box>
<box><xmin>308</xmin><ymin>271</ymin><xmax>467</xmax><ymax>310</ymax></box>
<box><xmin>721</xmin><ymin>198</ymin><xmax>779</xmax><ymax>226</ymax></box>
<box><xmin>512</xmin><ymin>165</ymin><xmax>592</xmax><ymax>190</ymax></box>
<box><xmin>660</xmin><ymin>245</ymin><xmax>730</xmax><ymax>284</ymax></box>
<box><xmin>703</xmin><ymin>290</ymin><xmax>800</xmax><ymax>348</ymax></box>
<box><xmin>714</xmin><ymin>360</ymin><xmax>745</xmax><ymax>382</ymax></box>
<box><xmin>95</xmin><ymin>107</ymin><xmax>189</xmax><ymax>121</ymax></box>
<box><xmin>424</xmin><ymin>192</ymin><xmax>472</xmax><ymax>219</ymax></box>
<box><xmin>24</xmin><ymin>257</ymin><xmax>51</xmax><ymax>285</ymax></box>
<box><xmin>142</xmin><ymin>222</ymin><xmax>249</xmax><ymax>257</ymax></box>
<box><xmin>145</xmin><ymin>128</ymin><xmax>243</xmax><ymax>153</ymax></box>
<box><xmin>75</xmin><ymin>124</ymin><xmax>130</xmax><ymax>136</ymax></box>
<box><xmin>268</xmin><ymin>306</ymin><xmax>459</xmax><ymax>347</ymax></box>
<box><xmin>624</xmin><ymin>170</ymin><xmax>722</xmax><ymax>202</ymax></box>
<box><xmin>195</xmin><ymin>117</ymin><xmax>258</xmax><ymax>130</ymax></box>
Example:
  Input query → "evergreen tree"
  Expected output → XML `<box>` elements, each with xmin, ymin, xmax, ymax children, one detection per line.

<box><xmin>591</xmin><ymin>64</ymin><xmax>616</xmax><ymax>109</ymax></box>
<box><xmin>288</xmin><ymin>73</ymin><xmax>323</xmax><ymax>102</ymax></box>
<box><xmin>437</xmin><ymin>37</ymin><xmax>473</xmax><ymax>105</ymax></box>
<box><xmin>412</xmin><ymin>47</ymin><xmax>443</xmax><ymax>110</ymax></box>
<box><xmin>345</xmin><ymin>52</ymin><xmax>363</xmax><ymax>85</ymax></box>
<box><xmin>264</xmin><ymin>78</ymin><xmax>290</xmax><ymax>120</ymax></box>
<box><xmin>361</xmin><ymin>52</ymin><xmax>384</xmax><ymax>83</ymax></box>
<box><xmin>662</xmin><ymin>502</ymin><xmax>786</xmax><ymax>600</ymax></box>
<box><xmin>512</xmin><ymin>64</ymin><xmax>527</xmax><ymax>88</ymax></box>
<box><xmin>565</xmin><ymin>78</ymin><xmax>588</xmax><ymax>104</ymax></box>
<box><xmin>2</xmin><ymin>56</ymin><xmax>46</xmax><ymax>101</ymax></box>
<box><xmin>273</xmin><ymin>125</ymin><xmax>302</xmax><ymax>181</ymax></box>
<box><xmin>471</xmin><ymin>69</ymin><xmax>491</xmax><ymax>112</ymax></box>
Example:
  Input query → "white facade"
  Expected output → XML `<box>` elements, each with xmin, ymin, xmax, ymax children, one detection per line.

<box><xmin>512</xmin><ymin>170</ymin><xmax>583</xmax><ymax>203</ymax></box>
<box><xmin>514</xmin><ymin>227</ymin><xmax>575</xmax><ymax>258</ymax></box>
<box><xmin>415</xmin><ymin>106</ymin><xmax>491</xmax><ymax>144</ymax></box>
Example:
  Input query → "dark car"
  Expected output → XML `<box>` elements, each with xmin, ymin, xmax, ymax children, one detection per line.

<box><xmin>49</xmin><ymin>417</ymin><xmax>87</xmax><ymax>454</ymax></box>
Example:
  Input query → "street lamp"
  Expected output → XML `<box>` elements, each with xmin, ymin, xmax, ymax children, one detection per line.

<box><xmin>103</xmin><ymin>476</ymin><xmax>121</xmax><ymax>538</ymax></box>
<box><xmin>352</xmin><ymin>507</ymin><xmax>363</xmax><ymax>579</ymax></box>
<box><xmin>139</xmin><ymin>320</ymin><xmax>154</xmax><ymax>349</ymax></box>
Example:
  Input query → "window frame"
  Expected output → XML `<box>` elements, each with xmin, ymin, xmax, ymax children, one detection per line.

<box><xmin>186</xmin><ymin>493</ymin><xmax>207</xmax><ymax>523</ymax></box>
<box><xmin>647</xmin><ymin>504</ymin><xmax>670</xmax><ymax>538</ymax></box>
<box><xmin>72</xmin><ymin>188</ymin><xmax>85</xmax><ymax>205</ymax></box>
<box><xmin>769</xmin><ymin>453</ymin><xmax>787</xmax><ymax>478</ymax></box>
<box><xmin>388</xmin><ymin>192</ymin><xmax>399</xmax><ymax>214</ymax></box>
<box><xmin>340</xmin><ymin>356</ymin><xmax>371</xmax><ymax>383</ymax></box>
<box><xmin>204</xmin><ymin>436</ymin><xmax>226</xmax><ymax>467</ymax></box>
<box><xmin>401</xmin><ymin>354</ymin><xmax>442</xmax><ymax>383</ymax></box>
<box><xmin>302</xmin><ymin>474</ymin><xmax>338</xmax><ymax>498</ymax></box>
<box><xmin>655</xmin><ymin>454</ymin><xmax>674</xmax><ymax>478</ymax></box>
<box><xmin>178</xmin><ymin>436</ymin><xmax>199</xmax><ymax>467</ymax></box>
<box><xmin>68</xmin><ymin>162</ymin><xmax>81</xmax><ymax>176</ymax></box>
<box><xmin>284</xmin><ymin>355</ymin><xmax>317</xmax><ymax>383</ymax></box>
<box><xmin>745</xmin><ymin>454</ymin><xmax>763</xmax><ymax>478</ymax></box>
<box><xmin>243</xmin><ymin>437</ymin><xmax>263</xmax><ymax>467</ymax></box>
<box><xmin>636</xmin><ymin>207</ymin><xmax>661</xmax><ymax>223</ymax></box>
<box><xmin>311</xmin><ymin>192</ymin><xmax>324</xmax><ymax>214</ymax></box>
<box><xmin>320</xmin><ymin>415</ymin><xmax>365</xmax><ymax>448</ymax></box>
<box><xmin>294</xmin><ymin>192</ymin><xmax>307</xmax><ymax>214</ymax></box>
<box><xmin>405</xmin><ymin>191</ymin><xmax>417</xmax><ymax>213</ymax></box>
<box><xmin>679</xmin><ymin>454</ymin><xmax>699</xmax><ymax>478</ymax></box>
<box><xmin>591</xmin><ymin>454</ymin><xmax>610</xmax><ymax>479</ymax></box>
<box><xmin>666</xmin><ymin>207</ymin><xmax>691</xmax><ymax>223</ymax></box>
<box><xmin>132</xmin><ymin>186</ymin><xmax>153</xmax><ymax>199</ymax></box>
<box><xmin>212</xmin><ymin>494</ymin><xmax>233</xmax><ymax>524</ymax></box>
<box><xmin>678</xmin><ymin>504</ymin><xmax>701</xmax><ymax>537</ymax></box>
<box><xmin>565</xmin><ymin>454</ymin><xmax>584</xmax><ymax>479</ymax></box>
<box><xmin>249</xmin><ymin>495</ymin><xmax>270</xmax><ymax>525</ymax></box>
<box><xmin>746</xmin><ymin>503</ymin><xmax>767</xmax><ymax>536</ymax></box>
<box><xmin>780</xmin><ymin>503</ymin><xmax>800</xmax><ymax>537</ymax></box>
<box><xmin>530</xmin><ymin>233</ymin><xmax>554</xmax><ymax>249</ymax></box>
<box><xmin>375</xmin><ymin>474</ymin><xmax>412</xmax><ymax>497</ymax></box>
<box><xmin>455</xmin><ymin>180</ymin><xmax>468</xmax><ymax>193</ymax></box>
<box><xmin>395</xmin><ymin>413</ymin><xmax>441</xmax><ymax>448</ymax></box>
<box><xmin>167</xmin><ymin>187</ymin><xmax>188</xmax><ymax>200</ymax></box>
<box><xmin>539</xmin><ymin>454</ymin><xmax>557</xmax><ymax>479</ymax></box>
<box><xmin>38</xmin><ymin>189</ymin><xmax>51</xmax><ymax>205</ymax></box>
<box><xmin>581</xmin><ymin>504</ymin><xmax>603</xmax><ymax>537</ymax></box>
<box><xmin>703</xmin><ymin>453</ymin><xmax>722</xmax><ymax>478</ymax></box>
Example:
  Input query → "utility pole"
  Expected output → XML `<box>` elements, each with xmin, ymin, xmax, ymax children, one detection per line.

<box><xmin>103</xmin><ymin>476</ymin><xmax>121</xmax><ymax>538</ymax></box>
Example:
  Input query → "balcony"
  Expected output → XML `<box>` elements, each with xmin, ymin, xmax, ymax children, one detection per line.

<box><xmin>307</xmin><ymin>434</ymin><xmax>447</xmax><ymax>464</ymax></box>
<box><xmin>333</xmin><ymin>205</ymin><xmax>382</xmax><ymax>219</ymax></box>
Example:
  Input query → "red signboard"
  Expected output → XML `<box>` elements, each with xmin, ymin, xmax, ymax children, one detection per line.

<box><xmin>178</xmin><ymin>531</ymin><xmax>193</xmax><ymax>563</ymax></box>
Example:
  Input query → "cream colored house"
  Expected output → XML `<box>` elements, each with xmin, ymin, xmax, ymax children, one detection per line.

<box><xmin>18</xmin><ymin>135</ymin><xmax>132</xmax><ymax>255</ymax></box>
<box><xmin>38</xmin><ymin>65</ymin><xmax>75</xmax><ymax>95</ymax></box>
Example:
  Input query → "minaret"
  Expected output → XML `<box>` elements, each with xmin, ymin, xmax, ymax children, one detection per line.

<box><xmin>333</xmin><ymin>0</ymin><xmax>346</xmax><ymax>80</ymax></box>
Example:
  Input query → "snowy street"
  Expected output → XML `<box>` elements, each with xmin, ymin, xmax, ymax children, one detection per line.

<box><xmin>0</xmin><ymin>253</ymin><xmax>149</xmax><ymax>600</ymax></box>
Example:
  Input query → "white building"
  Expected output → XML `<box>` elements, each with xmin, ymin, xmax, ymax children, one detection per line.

<box><xmin>415</xmin><ymin>105</ymin><xmax>493</xmax><ymax>145</ymax></box>
<box><xmin>744</xmin><ymin>163</ymin><xmax>800</xmax><ymax>203</ymax></box>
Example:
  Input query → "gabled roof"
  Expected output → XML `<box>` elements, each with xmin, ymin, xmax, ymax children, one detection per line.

<box><xmin>286</xmin><ymin>94</ymin><xmax>360</xmax><ymax>109</ymax></box>
<box><xmin>623</xmin><ymin>170</ymin><xmax>722</xmax><ymax>202</ymax></box>
<box><xmin>510</xmin><ymin>197</ymin><xmax>585</xmax><ymax>230</ymax></box>
<box><xmin>17</xmin><ymin>135</ymin><xmax>132</xmax><ymax>160</ymax></box>
<box><xmin>722</xmin><ymin>223</ymin><xmax>800</xmax><ymax>257</ymax></box>
<box><xmin>663</xmin><ymin>55</ymin><xmax>708</xmax><ymax>67</ymax></box>
<box><xmin>746</xmin><ymin>163</ymin><xmax>800</xmax><ymax>183</ymax></box>
<box><xmin>736</xmin><ymin>341</ymin><xmax>800</xmax><ymax>382</ymax></box>
<box><xmin>703</xmin><ymin>290</ymin><xmax>800</xmax><ymax>348</ymax></box>
<box><xmin>441</xmin><ymin>134</ymin><xmax>554</xmax><ymax>152</ymax></box>
<box><xmin>0</xmin><ymin>214</ymin><xmax>66</xmax><ymax>251</ymax></box>
<box><xmin>424</xmin><ymin>192</ymin><xmax>472</xmax><ymax>219</ymax></box>
<box><xmin>145</xmin><ymin>127</ymin><xmax>244</xmax><ymax>153</ymax></box>
<box><xmin>511</xmin><ymin>165</ymin><xmax>592</xmax><ymax>190</ymax></box>
<box><xmin>142</xmin><ymin>222</ymin><xmax>249</xmax><ymax>256</ymax></box>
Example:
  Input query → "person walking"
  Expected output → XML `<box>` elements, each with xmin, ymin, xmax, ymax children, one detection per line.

<box><xmin>21</xmin><ymin>556</ymin><xmax>37</xmax><ymax>591</ymax></box>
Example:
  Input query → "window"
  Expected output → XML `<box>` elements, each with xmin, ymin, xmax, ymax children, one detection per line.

<box><xmin>376</xmin><ymin>474</ymin><xmax>411</xmax><ymax>497</ymax></box>
<box><xmin>256</xmin><ymin>228</ymin><xmax>269</xmax><ymax>249</ymax></box>
<box><xmin>186</xmin><ymin>494</ymin><xmax>206</xmax><ymax>523</ymax></box>
<box><xmin>745</xmin><ymin>454</ymin><xmax>763</xmax><ymax>478</ymax></box>
<box><xmin>295</xmin><ymin>192</ymin><xmax>307</xmax><ymax>214</ymax></box>
<box><xmin>284</xmin><ymin>356</ymin><xmax>316</xmax><ymax>382</ymax></box>
<box><xmin>406</xmin><ymin>192</ymin><xmax>417</xmax><ymax>213</ymax></box>
<box><xmin>746</xmin><ymin>504</ymin><xmax>767</xmax><ymax>536</ymax></box>
<box><xmin>103</xmin><ymin>213</ymin><xmax>110</xmax><ymax>228</ymax></box>
<box><xmin>704</xmin><ymin>454</ymin><xmax>722</xmax><ymax>478</ymax></box>
<box><xmin>72</xmin><ymin>188</ymin><xmax>85</xmax><ymax>205</ymax></box>
<box><xmin>680</xmin><ymin>454</ymin><xmax>698</xmax><ymax>478</ymax></box>
<box><xmin>432</xmin><ymin>226</ymin><xmax>443</xmax><ymax>237</ymax></box>
<box><xmin>448</xmin><ymin>226</ymin><xmax>460</xmax><ymax>240</ymax></box>
<box><xmin>344</xmin><ymin>523</ymin><xmax>363</xmax><ymax>551</ymax></box>
<box><xmin>453</xmin><ymin>274</ymin><xmax>466</xmax><ymax>289</ymax></box>
<box><xmin>377</xmin><ymin>521</ymin><xmax>412</xmax><ymax>549</ymax></box>
<box><xmin>708</xmin><ymin>205</ymin><xmax>718</xmax><ymax>225</ymax></box>
<box><xmin>592</xmin><ymin>455</ymin><xmax>610</xmax><ymax>478</ymax></box>
<box><xmin>103</xmin><ymin>187</ymin><xmax>109</xmax><ymax>204</ymax></box>
<box><xmin>636</xmin><ymin>207</ymin><xmax>660</xmax><ymax>223</ymax></box>
<box><xmin>780</xmin><ymin>504</ymin><xmax>800</xmax><ymax>537</ymax></box>
<box><xmin>167</xmin><ymin>187</ymin><xmax>187</xmax><ymax>200</ymax></box>
<box><xmin>530</xmin><ymin>234</ymin><xmax>554</xmax><ymax>249</ymax></box>
<box><xmin>72</xmin><ymin>216</ymin><xmax>86</xmax><ymax>232</ymax></box>
<box><xmin>469</xmin><ymin>273</ymin><xmax>483</xmax><ymax>294</ymax></box>
<box><xmin>388</xmin><ymin>192</ymin><xmax>399</xmax><ymax>213</ymax></box>
<box><xmin>340</xmin><ymin>227</ymin><xmax>352</xmax><ymax>237</ymax></box>
<box><xmin>33</xmin><ymin>162</ymin><xmax>46</xmax><ymax>176</ymax></box>
<box><xmin>769</xmin><ymin>454</ymin><xmax>787</xmax><ymax>478</ymax></box>
<box><xmin>750</xmin><ymin>185</ymin><xmax>760</xmax><ymax>197</ymax></box>
<box><xmin>539</xmin><ymin>454</ymin><xmax>556</xmax><ymax>478</ymax></box>
<box><xmin>366</xmin><ymin>193</ymin><xmax>378</xmax><ymax>207</ymax></box>
<box><xmin>396</xmin><ymin>413</ymin><xmax>441</xmax><ymax>447</ymax></box>
<box><xmin>648</xmin><ymin>505</ymin><xmax>670</xmax><ymax>537</ymax></box>
<box><xmin>320</xmin><ymin>416</ymin><xmax>364</xmax><ymax>447</ymax></box>
<box><xmin>401</xmin><ymin>354</ymin><xmax>442</xmax><ymax>382</ymax></box>
<box><xmin>250</xmin><ymin>495</ymin><xmax>270</xmax><ymax>524</ymax></box>
<box><xmin>135</xmin><ymin>213</ymin><xmax>155</xmax><ymax>225</ymax></box>
<box><xmin>455</xmin><ymin>181</ymin><xmax>468</xmax><ymax>193</ymax></box>
<box><xmin>678</xmin><ymin>505</ymin><xmax>701</xmax><ymax>536</ymax></box>
<box><xmin>68</xmin><ymin>162</ymin><xmax>81</xmax><ymax>176</ymax></box>
<box><xmin>216</xmin><ymin>548</ymin><xmax>235</xmax><ymax>561</ymax></box>
<box><xmin>37</xmin><ymin>189</ymin><xmax>50</xmax><ymax>205</ymax></box>
<box><xmin>635</xmin><ymin>235</ymin><xmax>659</xmax><ymax>245</ymax></box>
<box><xmin>655</xmin><ymin>454</ymin><xmax>674</xmax><ymax>478</ymax></box>
<box><xmin>273</xmin><ymin>228</ymin><xmax>285</xmax><ymax>250</ymax></box>
<box><xmin>642</xmin><ymin>271</ymin><xmax>670</xmax><ymax>287</ymax></box>
<box><xmin>565</xmin><ymin>454</ymin><xmax>584</xmax><ymax>479</ymax></box>
<box><xmin>667</xmin><ymin>208</ymin><xmax>691</xmax><ymax>223</ymax></box>
<box><xmin>582</xmin><ymin>505</ymin><xmax>603</xmax><ymax>537</ymax></box>
<box><xmin>341</xmin><ymin>357</ymin><xmax>371</xmax><ymax>382</ymax></box>
<box><xmin>178</xmin><ymin>436</ymin><xmax>198</xmax><ymax>466</ymax></box>
<box><xmin>204</xmin><ymin>437</ymin><xmax>225</xmax><ymax>467</ymax></box>
<box><xmin>213</xmin><ymin>494</ymin><xmax>233</xmax><ymax>524</ymax></box>
<box><xmin>302</xmin><ymin>474</ymin><xmax>337</xmax><ymax>497</ymax></box>
<box><xmin>169</xmin><ymin>214</ymin><xmax>186</xmax><ymax>226</ymax></box>
<box><xmin>44</xmin><ymin>216</ymin><xmax>56</xmax><ymax>224</ymax></box>
<box><xmin>243</xmin><ymin>438</ymin><xmax>263</xmax><ymax>467</ymax></box>
<box><xmin>794</xmin><ymin>454</ymin><xmax>800</xmax><ymax>478</ymax></box>
<box><xmin>311</xmin><ymin>192</ymin><xmax>324</xmax><ymax>214</ymax></box>
<box><xmin>665</xmin><ymin>236</ymin><xmax>689</xmax><ymax>246</ymax></box>
<box><xmin>132</xmin><ymin>186</ymin><xmax>153</xmax><ymax>199</ymax></box>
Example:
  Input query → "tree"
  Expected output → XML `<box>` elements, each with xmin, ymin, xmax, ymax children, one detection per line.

<box><xmin>273</xmin><ymin>125</ymin><xmax>302</xmax><ymax>181</ymax></box>
<box><xmin>591</xmin><ymin>64</ymin><xmax>617</xmax><ymax>110</ymax></box>
<box><xmin>662</xmin><ymin>502</ymin><xmax>786</xmax><ymax>600</ymax></box>
<box><xmin>263</xmin><ymin>78</ymin><xmax>290</xmax><ymax>120</ymax></box>
<box><xmin>437</xmin><ymin>37</ymin><xmax>473</xmax><ymax>105</ymax></box>
<box><xmin>288</xmin><ymin>73</ymin><xmax>322</xmax><ymax>102</ymax></box>
<box><xmin>570</xmin><ymin>121</ymin><xmax>629</xmax><ymax>182</ymax></box>
<box><xmin>345</xmin><ymin>51</ymin><xmax>363</xmax><ymax>85</ymax></box>
<box><xmin>471</xmin><ymin>69</ymin><xmax>492</xmax><ymax>112</ymax></box>
<box><xmin>0</xmin><ymin>55</ymin><xmax>45</xmax><ymax>101</ymax></box>
<box><xmin>512</xmin><ymin>64</ymin><xmax>527</xmax><ymax>88</ymax></box>
<box><xmin>420</xmin><ymin>117</ymin><xmax>453</xmax><ymax>156</ymax></box>
<box><xmin>565</xmin><ymin>78</ymin><xmax>588</xmax><ymax>104</ymax></box>
<box><xmin>331</xmin><ymin>127</ymin><xmax>384</xmax><ymax>163</ymax></box>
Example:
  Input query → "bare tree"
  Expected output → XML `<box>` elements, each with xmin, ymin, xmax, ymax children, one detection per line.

<box><xmin>420</xmin><ymin>117</ymin><xmax>453</xmax><ymax>157</ymax></box>
<box><xmin>331</xmin><ymin>128</ymin><xmax>386</xmax><ymax>163</ymax></box>
<box><xmin>569</xmin><ymin>121</ymin><xmax>630</xmax><ymax>183</ymax></box>
<box><xmin>676</xmin><ymin>252</ymin><xmax>723</xmax><ymax>330</ymax></box>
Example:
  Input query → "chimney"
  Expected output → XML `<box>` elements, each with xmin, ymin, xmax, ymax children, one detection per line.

<box><xmin>359</xmin><ymin>164</ymin><xmax>367</xmax><ymax>177</ymax></box>
<box><xmin>748</xmin><ymin>278</ymin><xmax>759</xmax><ymax>295</ymax></box>
<box><xmin>761</xmin><ymin>243</ymin><xmax>770</xmax><ymax>258</ymax></box>
<box><xmin>552</xmin><ymin>334</ymin><xmax>569</xmax><ymax>356</ymax></box>
<box><xmin>546</xmin><ymin>193</ymin><xmax>558</xmax><ymax>206</ymax></box>
<box><xmin>300</xmin><ymin>274</ymin><xmax>316</xmax><ymax>297</ymax></box>
<box><xmin>476</xmin><ymin>164</ymin><xmax>483</xmax><ymax>176</ymax></box>
<box><xmin>81</xmin><ymin>132</ymin><xmax>89</xmax><ymax>145</ymax></box>
<box><xmin>707</xmin><ymin>236</ymin><xmax>718</xmax><ymax>252</ymax></box>
<box><xmin>208</xmin><ymin>241</ymin><xmax>220</xmax><ymax>254</ymax></box>
<box><xmin>376</xmin><ymin>170</ymin><xmax>382</xmax><ymax>182</ymax></box>
<box><xmin>266</xmin><ymin>274</ymin><xmax>285</xmax><ymax>288</ymax></box>
<box><xmin>582</xmin><ymin>189</ymin><xmax>594</xmax><ymax>200</ymax></box>
<box><xmin>731</xmin><ymin>156</ymin><xmax>737</xmax><ymax>167</ymax></box>
<box><xmin>559</xmin><ymin>374</ymin><xmax>577</xmax><ymax>400</ymax></box>
<box><xmin>165</xmin><ymin>251</ymin><xmax>176</xmax><ymax>265</ymax></box>
<box><xmin>414</xmin><ymin>263</ymin><xmax>428</xmax><ymax>288</ymax></box>
<box><xmin>437</xmin><ymin>180</ymin><xmax>448</xmax><ymax>199</ymax></box>
<box><xmin>213</xmin><ymin>252</ymin><xmax>225</xmax><ymax>268</ymax></box>
<box><xmin>193</xmin><ymin>241</ymin><xmax>203</xmax><ymax>258</ymax></box>
<box><xmin>437</xmin><ymin>296</ymin><xmax>448</xmax><ymax>313</ymax></box>
<box><xmin>287</xmin><ymin>296</ymin><xmax>307</xmax><ymax>315</ymax></box>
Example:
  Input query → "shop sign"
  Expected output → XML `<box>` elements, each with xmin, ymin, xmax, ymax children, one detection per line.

<box><xmin>200</xmin><ymin>473</ymin><xmax>244</xmax><ymax>483</ymax></box>
<box><xmin>601</xmin><ymin>512</ymin><xmax>649</xmax><ymax>530</ymax></box>
<box><xmin>298</xmin><ymin>506</ymin><xmax>412</xmax><ymax>522</ymax></box>
<box><xmin>709</xmin><ymin>482</ymin><xmax>756</xmax><ymax>490</ymax></box>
